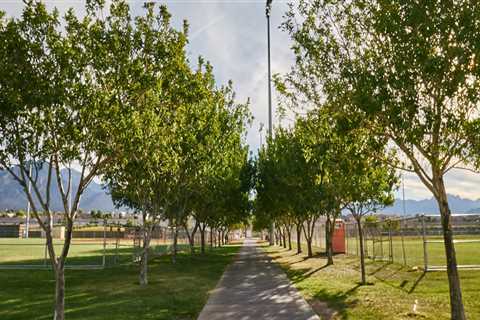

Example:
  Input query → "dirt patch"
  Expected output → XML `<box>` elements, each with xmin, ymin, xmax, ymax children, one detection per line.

<box><xmin>309</xmin><ymin>299</ymin><xmax>338</xmax><ymax>320</ymax></box>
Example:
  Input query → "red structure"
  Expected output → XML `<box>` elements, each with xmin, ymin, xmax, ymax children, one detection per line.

<box><xmin>332</xmin><ymin>219</ymin><xmax>346</xmax><ymax>253</ymax></box>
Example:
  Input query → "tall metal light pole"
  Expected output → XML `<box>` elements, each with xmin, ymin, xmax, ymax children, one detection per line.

<box><xmin>266</xmin><ymin>0</ymin><xmax>274</xmax><ymax>245</ymax></box>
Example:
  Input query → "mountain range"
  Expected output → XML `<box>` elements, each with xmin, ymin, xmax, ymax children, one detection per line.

<box><xmin>380</xmin><ymin>194</ymin><xmax>480</xmax><ymax>215</ymax></box>
<box><xmin>0</xmin><ymin>165</ymin><xmax>119</xmax><ymax>212</ymax></box>
<box><xmin>2</xmin><ymin>166</ymin><xmax>480</xmax><ymax>215</ymax></box>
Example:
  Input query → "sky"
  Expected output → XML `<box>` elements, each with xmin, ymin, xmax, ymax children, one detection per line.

<box><xmin>2</xmin><ymin>0</ymin><xmax>480</xmax><ymax>201</ymax></box>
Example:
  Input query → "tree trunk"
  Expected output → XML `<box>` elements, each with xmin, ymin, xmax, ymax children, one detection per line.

<box><xmin>184</xmin><ymin>222</ymin><xmax>198</xmax><ymax>255</ymax></box>
<box><xmin>356</xmin><ymin>217</ymin><xmax>366</xmax><ymax>285</ymax></box>
<box><xmin>200</xmin><ymin>224</ymin><xmax>206</xmax><ymax>254</ymax></box>
<box><xmin>210</xmin><ymin>227</ymin><xmax>214</xmax><ymax>248</ymax></box>
<box><xmin>325</xmin><ymin>214</ymin><xmax>334</xmax><ymax>265</ymax></box>
<box><xmin>282</xmin><ymin>228</ymin><xmax>287</xmax><ymax>248</ymax></box>
<box><xmin>296</xmin><ymin>223</ymin><xmax>302</xmax><ymax>254</ymax></box>
<box><xmin>435</xmin><ymin>177</ymin><xmax>466</xmax><ymax>320</ymax></box>
<box><xmin>303</xmin><ymin>219</ymin><xmax>316</xmax><ymax>258</ymax></box>
<box><xmin>139</xmin><ymin>245</ymin><xmax>149</xmax><ymax>285</ymax></box>
<box><xmin>52</xmin><ymin>220</ymin><xmax>74</xmax><ymax>320</ymax></box>
<box><xmin>287</xmin><ymin>227</ymin><xmax>292</xmax><ymax>251</ymax></box>
<box><xmin>172</xmin><ymin>227</ymin><xmax>178</xmax><ymax>264</ymax></box>
<box><xmin>53</xmin><ymin>266</ymin><xmax>65</xmax><ymax>320</ymax></box>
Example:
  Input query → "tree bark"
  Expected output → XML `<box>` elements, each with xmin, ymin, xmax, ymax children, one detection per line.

<box><xmin>296</xmin><ymin>223</ymin><xmax>302</xmax><ymax>254</ymax></box>
<box><xmin>139</xmin><ymin>225</ymin><xmax>152</xmax><ymax>285</ymax></box>
<box><xmin>356</xmin><ymin>217</ymin><xmax>366</xmax><ymax>285</ymax></box>
<box><xmin>287</xmin><ymin>226</ymin><xmax>292</xmax><ymax>250</ymax></box>
<box><xmin>200</xmin><ymin>224</ymin><xmax>206</xmax><ymax>254</ymax></box>
<box><xmin>435</xmin><ymin>176</ymin><xmax>466</xmax><ymax>320</ymax></box>
<box><xmin>325</xmin><ymin>214</ymin><xmax>334</xmax><ymax>265</ymax></box>
<box><xmin>282</xmin><ymin>228</ymin><xmax>287</xmax><ymax>248</ymax></box>
<box><xmin>184</xmin><ymin>221</ymin><xmax>199</xmax><ymax>255</ymax></box>
<box><xmin>303</xmin><ymin>218</ymin><xmax>316</xmax><ymax>258</ymax></box>
<box><xmin>172</xmin><ymin>227</ymin><xmax>178</xmax><ymax>264</ymax></box>
<box><xmin>210</xmin><ymin>227</ymin><xmax>214</xmax><ymax>248</ymax></box>
<box><xmin>53</xmin><ymin>266</ymin><xmax>65</xmax><ymax>320</ymax></box>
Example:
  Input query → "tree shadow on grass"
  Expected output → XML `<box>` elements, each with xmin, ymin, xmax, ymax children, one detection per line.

<box><xmin>309</xmin><ymin>284</ymin><xmax>361</xmax><ymax>320</ymax></box>
<box><xmin>286</xmin><ymin>264</ymin><xmax>331</xmax><ymax>284</ymax></box>
<box><xmin>0</xmin><ymin>244</ymin><xmax>241</xmax><ymax>320</ymax></box>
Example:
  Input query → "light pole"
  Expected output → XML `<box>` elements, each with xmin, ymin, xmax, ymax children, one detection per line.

<box><xmin>24</xmin><ymin>163</ymin><xmax>32</xmax><ymax>238</ymax></box>
<box><xmin>266</xmin><ymin>0</ymin><xmax>274</xmax><ymax>246</ymax></box>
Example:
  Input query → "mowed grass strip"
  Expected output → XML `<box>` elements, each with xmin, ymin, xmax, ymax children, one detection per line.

<box><xmin>264</xmin><ymin>245</ymin><xmax>480</xmax><ymax>320</ymax></box>
<box><xmin>0</xmin><ymin>244</ymin><xmax>241</xmax><ymax>320</ymax></box>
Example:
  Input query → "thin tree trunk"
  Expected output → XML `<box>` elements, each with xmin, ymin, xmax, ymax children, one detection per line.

<box><xmin>296</xmin><ymin>223</ymin><xmax>302</xmax><ymax>254</ymax></box>
<box><xmin>435</xmin><ymin>177</ymin><xmax>465</xmax><ymax>320</ymax></box>
<box><xmin>184</xmin><ymin>221</ymin><xmax>198</xmax><ymax>255</ymax></box>
<box><xmin>303</xmin><ymin>219</ymin><xmax>315</xmax><ymax>258</ymax></box>
<box><xmin>356</xmin><ymin>217</ymin><xmax>366</xmax><ymax>285</ymax></box>
<box><xmin>326</xmin><ymin>214</ymin><xmax>334</xmax><ymax>265</ymax></box>
<box><xmin>210</xmin><ymin>227</ymin><xmax>214</xmax><ymax>248</ymax></box>
<box><xmin>139</xmin><ymin>224</ymin><xmax>152</xmax><ymax>285</ymax></box>
<box><xmin>53</xmin><ymin>220</ymin><xmax>74</xmax><ymax>320</ymax></box>
<box><xmin>282</xmin><ymin>227</ymin><xmax>287</xmax><ymax>248</ymax></box>
<box><xmin>172</xmin><ymin>227</ymin><xmax>178</xmax><ymax>264</ymax></box>
<box><xmin>200</xmin><ymin>224</ymin><xmax>206</xmax><ymax>254</ymax></box>
<box><xmin>53</xmin><ymin>266</ymin><xmax>65</xmax><ymax>320</ymax></box>
<box><xmin>287</xmin><ymin>226</ymin><xmax>292</xmax><ymax>251</ymax></box>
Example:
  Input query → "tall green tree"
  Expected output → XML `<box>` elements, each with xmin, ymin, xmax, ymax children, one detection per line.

<box><xmin>280</xmin><ymin>1</ymin><xmax>480</xmax><ymax>317</ymax></box>
<box><xmin>0</xmin><ymin>1</ymin><xmax>144</xmax><ymax>318</ymax></box>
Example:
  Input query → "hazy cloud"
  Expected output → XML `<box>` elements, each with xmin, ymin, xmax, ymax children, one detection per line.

<box><xmin>3</xmin><ymin>1</ymin><xmax>480</xmax><ymax>200</ymax></box>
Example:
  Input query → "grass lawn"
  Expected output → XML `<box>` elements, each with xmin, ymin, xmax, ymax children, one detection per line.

<box><xmin>345</xmin><ymin>234</ymin><xmax>480</xmax><ymax>268</ymax></box>
<box><xmin>264</xmin><ymin>244</ymin><xmax>480</xmax><ymax>320</ymax></box>
<box><xmin>0</xmin><ymin>243</ymin><xmax>241</xmax><ymax>320</ymax></box>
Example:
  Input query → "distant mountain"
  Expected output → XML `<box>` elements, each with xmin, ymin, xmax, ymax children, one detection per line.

<box><xmin>0</xmin><ymin>165</ymin><xmax>120</xmax><ymax>212</ymax></box>
<box><xmin>381</xmin><ymin>194</ymin><xmax>480</xmax><ymax>215</ymax></box>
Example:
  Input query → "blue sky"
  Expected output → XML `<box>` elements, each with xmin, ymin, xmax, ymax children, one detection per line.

<box><xmin>2</xmin><ymin>0</ymin><xmax>480</xmax><ymax>201</ymax></box>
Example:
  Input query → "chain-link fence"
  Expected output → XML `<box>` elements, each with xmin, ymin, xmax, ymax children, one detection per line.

<box><xmin>345</xmin><ymin>214</ymin><xmax>480</xmax><ymax>271</ymax></box>
<box><xmin>286</xmin><ymin>214</ymin><xmax>480</xmax><ymax>272</ymax></box>
<box><xmin>0</xmin><ymin>222</ymin><xmax>209</xmax><ymax>270</ymax></box>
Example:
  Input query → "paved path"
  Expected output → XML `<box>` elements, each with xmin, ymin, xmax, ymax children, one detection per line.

<box><xmin>197</xmin><ymin>239</ymin><xmax>320</xmax><ymax>320</ymax></box>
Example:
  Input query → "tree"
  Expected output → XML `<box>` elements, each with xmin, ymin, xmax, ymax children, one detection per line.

<box><xmin>0</xmin><ymin>1</ymin><xmax>139</xmax><ymax>318</ymax></box>
<box><xmin>344</xmin><ymin>157</ymin><xmax>396</xmax><ymax>285</ymax></box>
<box><xmin>280</xmin><ymin>1</ymin><xmax>480</xmax><ymax>317</ymax></box>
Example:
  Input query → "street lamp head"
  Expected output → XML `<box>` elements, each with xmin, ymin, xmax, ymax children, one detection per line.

<box><xmin>266</xmin><ymin>0</ymin><xmax>273</xmax><ymax>17</ymax></box>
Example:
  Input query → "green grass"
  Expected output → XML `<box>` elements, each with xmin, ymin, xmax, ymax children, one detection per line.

<box><xmin>265</xmin><ymin>244</ymin><xmax>480</xmax><ymax>320</ymax></box>
<box><xmin>0</xmin><ymin>243</ymin><xmax>241</xmax><ymax>320</ymax></box>
<box><xmin>346</xmin><ymin>235</ymin><xmax>480</xmax><ymax>268</ymax></box>
<box><xmin>0</xmin><ymin>238</ymin><xmax>192</xmax><ymax>267</ymax></box>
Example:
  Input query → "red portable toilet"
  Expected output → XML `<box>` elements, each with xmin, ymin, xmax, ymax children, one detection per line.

<box><xmin>332</xmin><ymin>219</ymin><xmax>346</xmax><ymax>253</ymax></box>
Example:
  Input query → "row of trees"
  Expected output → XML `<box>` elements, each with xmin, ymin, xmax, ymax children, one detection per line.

<box><xmin>0</xmin><ymin>1</ymin><xmax>251</xmax><ymax>319</ymax></box>
<box><xmin>254</xmin><ymin>107</ymin><xmax>397</xmax><ymax>283</ymax></box>
<box><xmin>258</xmin><ymin>0</ymin><xmax>480</xmax><ymax>318</ymax></box>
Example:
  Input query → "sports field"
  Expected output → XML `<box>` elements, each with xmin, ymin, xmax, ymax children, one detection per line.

<box><xmin>0</xmin><ymin>243</ymin><xmax>241</xmax><ymax>320</ymax></box>
<box><xmin>265</xmin><ymin>244</ymin><xmax>480</xmax><ymax>320</ymax></box>
<box><xmin>0</xmin><ymin>237</ymin><xmax>190</xmax><ymax>268</ymax></box>
<box><xmin>346</xmin><ymin>234</ymin><xmax>480</xmax><ymax>269</ymax></box>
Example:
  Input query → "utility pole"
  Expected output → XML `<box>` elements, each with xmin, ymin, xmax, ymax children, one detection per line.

<box><xmin>25</xmin><ymin>163</ymin><xmax>32</xmax><ymax>238</ymax></box>
<box><xmin>266</xmin><ymin>0</ymin><xmax>274</xmax><ymax>245</ymax></box>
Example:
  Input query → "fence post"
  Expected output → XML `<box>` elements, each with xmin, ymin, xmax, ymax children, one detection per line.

<box><xmin>421</xmin><ymin>214</ymin><xmax>428</xmax><ymax>271</ymax></box>
<box><xmin>102</xmin><ymin>219</ymin><xmax>106</xmax><ymax>267</ymax></box>
<box><xmin>379</xmin><ymin>225</ymin><xmax>383</xmax><ymax>260</ymax></box>
<box><xmin>44</xmin><ymin>241</ymin><xmax>48</xmax><ymax>268</ymax></box>
<box><xmin>356</xmin><ymin>224</ymin><xmax>359</xmax><ymax>256</ymax></box>
<box><xmin>389</xmin><ymin>225</ymin><xmax>393</xmax><ymax>262</ymax></box>
<box><xmin>400</xmin><ymin>218</ymin><xmax>407</xmax><ymax>266</ymax></box>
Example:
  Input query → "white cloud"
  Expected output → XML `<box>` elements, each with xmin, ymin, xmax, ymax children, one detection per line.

<box><xmin>3</xmin><ymin>1</ymin><xmax>480</xmax><ymax>200</ymax></box>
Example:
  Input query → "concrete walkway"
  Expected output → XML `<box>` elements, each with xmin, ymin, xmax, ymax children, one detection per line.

<box><xmin>197</xmin><ymin>239</ymin><xmax>320</xmax><ymax>320</ymax></box>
